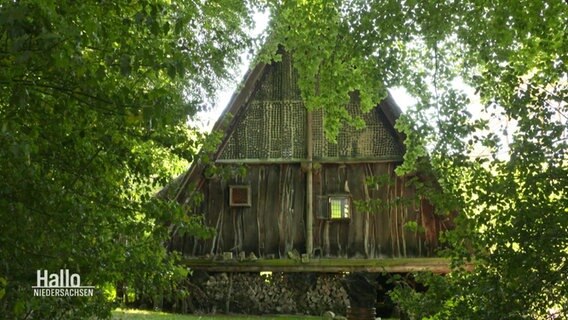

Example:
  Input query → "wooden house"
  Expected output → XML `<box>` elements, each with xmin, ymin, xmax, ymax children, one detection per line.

<box><xmin>167</xmin><ymin>52</ymin><xmax>453</xmax><ymax>273</ymax></box>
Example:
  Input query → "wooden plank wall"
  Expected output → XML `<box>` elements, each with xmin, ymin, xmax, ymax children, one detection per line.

<box><xmin>313</xmin><ymin>163</ymin><xmax>441</xmax><ymax>258</ymax></box>
<box><xmin>171</xmin><ymin>163</ymin><xmax>445</xmax><ymax>259</ymax></box>
<box><xmin>172</xmin><ymin>164</ymin><xmax>307</xmax><ymax>258</ymax></box>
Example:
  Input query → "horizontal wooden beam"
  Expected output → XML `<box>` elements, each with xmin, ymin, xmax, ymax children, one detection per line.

<box><xmin>182</xmin><ymin>257</ymin><xmax>466</xmax><ymax>274</ymax></box>
<box><xmin>215</xmin><ymin>158</ymin><xmax>403</xmax><ymax>165</ymax></box>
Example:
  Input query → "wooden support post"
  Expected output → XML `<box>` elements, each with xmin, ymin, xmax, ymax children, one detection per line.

<box><xmin>306</xmin><ymin>110</ymin><xmax>314</xmax><ymax>257</ymax></box>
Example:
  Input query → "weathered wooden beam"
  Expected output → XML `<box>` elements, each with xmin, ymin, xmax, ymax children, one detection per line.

<box><xmin>214</xmin><ymin>157</ymin><xmax>403</xmax><ymax>164</ymax></box>
<box><xmin>306</xmin><ymin>109</ymin><xmax>314</xmax><ymax>257</ymax></box>
<box><xmin>182</xmin><ymin>258</ymin><xmax>469</xmax><ymax>274</ymax></box>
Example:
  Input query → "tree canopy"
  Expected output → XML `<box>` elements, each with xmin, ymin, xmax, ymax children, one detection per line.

<box><xmin>264</xmin><ymin>1</ymin><xmax>567</xmax><ymax>318</ymax></box>
<box><xmin>0</xmin><ymin>0</ymin><xmax>255</xmax><ymax>318</ymax></box>
<box><xmin>0</xmin><ymin>0</ymin><xmax>566</xmax><ymax>319</ymax></box>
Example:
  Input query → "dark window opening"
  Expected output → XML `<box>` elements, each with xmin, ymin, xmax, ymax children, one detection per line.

<box><xmin>229</xmin><ymin>185</ymin><xmax>251</xmax><ymax>207</ymax></box>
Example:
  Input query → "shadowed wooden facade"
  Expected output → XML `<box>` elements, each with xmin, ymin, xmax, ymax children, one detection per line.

<box><xmin>167</xmin><ymin>52</ymin><xmax>452</xmax><ymax>270</ymax></box>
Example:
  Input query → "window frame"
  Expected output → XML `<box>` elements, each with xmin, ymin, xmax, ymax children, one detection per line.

<box><xmin>325</xmin><ymin>194</ymin><xmax>352</xmax><ymax>220</ymax></box>
<box><xmin>229</xmin><ymin>185</ymin><xmax>252</xmax><ymax>207</ymax></box>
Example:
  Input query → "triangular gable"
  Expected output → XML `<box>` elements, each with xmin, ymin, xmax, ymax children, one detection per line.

<box><xmin>166</xmin><ymin>52</ymin><xmax>407</xmax><ymax>202</ymax></box>
<box><xmin>216</xmin><ymin>52</ymin><xmax>404</xmax><ymax>162</ymax></box>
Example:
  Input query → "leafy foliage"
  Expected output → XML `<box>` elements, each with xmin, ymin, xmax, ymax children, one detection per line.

<box><xmin>263</xmin><ymin>0</ymin><xmax>567</xmax><ymax>319</ymax></box>
<box><xmin>0</xmin><ymin>0</ymin><xmax>254</xmax><ymax>318</ymax></box>
<box><xmin>1</xmin><ymin>0</ymin><xmax>566</xmax><ymax>319</ymax></box>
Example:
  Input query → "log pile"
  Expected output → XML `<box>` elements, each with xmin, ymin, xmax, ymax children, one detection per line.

<box><xmin>304</xmin><ymin>274</ymin><xmax>349</xmax><ymax>315</ymax></box>
<box><xmin>186</xmin><ymin>272</ymin><xmax>349</xmax><ymax>315</ymax></box>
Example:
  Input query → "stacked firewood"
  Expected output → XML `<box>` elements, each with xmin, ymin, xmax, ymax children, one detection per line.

<box><xmin>304</xmin><ymin>274</ymin><xmax>349</xmax><ymax>315</ymax></box>
<box><xmin>187</xmin><ymin>272</ymin><xmax>349</xmax><ymax>315</ymax></box>
<box><xmin>231</xmin><ymin>272</ymin><xmax>297</xmax><ymax>314</ymax></box>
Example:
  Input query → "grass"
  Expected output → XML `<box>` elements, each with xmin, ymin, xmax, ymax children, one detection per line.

<box><xmin>112</xmin><ymin>309</ymin><xmax>322</xmax><ymax>320</ymax></box>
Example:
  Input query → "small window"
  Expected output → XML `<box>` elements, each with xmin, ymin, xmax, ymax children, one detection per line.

<box><xmin>318</xmin><ymin>195</ymin><xmax>351</xmax><ymax>220</ymax></box>
<box><xmin>229</xmin><ymin>185</ymin><xmax>251</xmax><ymax>207</ymax></box>
<box><xmin>328</xmin><ymin>195</ymin><xmax>351</xmax><ymax>220</ymax></box>
<box><xmin>317</xmin><ymin>195</ymin><xmax>352</xmax><ymax>220</ymax></box>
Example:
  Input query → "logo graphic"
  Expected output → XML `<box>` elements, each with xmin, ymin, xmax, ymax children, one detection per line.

<box><xmin>33</xmin><ymin>269</ymin><xmax>95</xmax><ymax>297</ymax></box>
